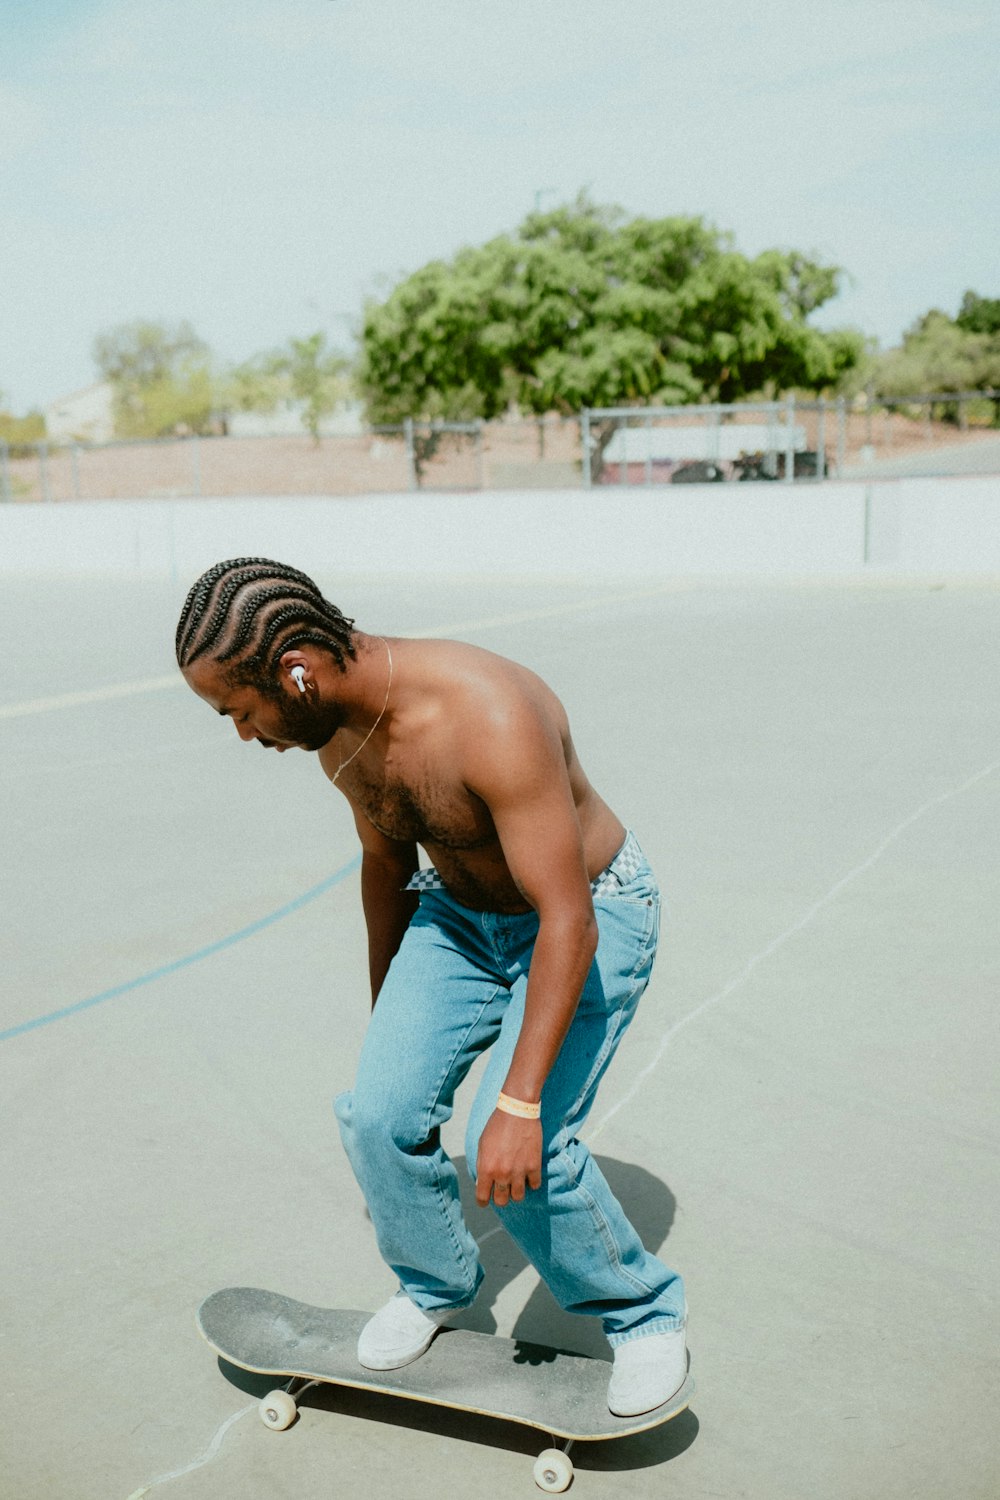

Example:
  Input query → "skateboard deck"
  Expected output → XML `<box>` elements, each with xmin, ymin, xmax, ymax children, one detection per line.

<box><xmin>197</xmin><ymin>1288</ymin><xmax>693</xmax><ymax>1489</ymax></box>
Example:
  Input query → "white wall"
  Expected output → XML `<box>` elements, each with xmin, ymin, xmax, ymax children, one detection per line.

<box><xmin>862</xmin><ymin>476</ymin><xmax>1000</xmax><ymax>571</ymax></box>
<box><xmin>1</xmin><ymin>475</ymin><xmax>998</xmax><ymax>579</ymax></box>
<box><xmin>44</xmin><ymin>381</ymin><xmax>115</xmax><ymax>445</ymax></box>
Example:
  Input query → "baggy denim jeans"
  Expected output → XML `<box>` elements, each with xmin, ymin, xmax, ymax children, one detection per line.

<box><xmin>334</xmin><ymin>832</ymin><xmax>685</xmax><ymax>1345</ymax></box>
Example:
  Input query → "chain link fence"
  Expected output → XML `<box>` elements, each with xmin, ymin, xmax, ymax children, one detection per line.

<box><xmin>584</xmin><ymin>393</ymin><xmax>1000</xmax><ymax>486</ymax></box>
<box><xmin>3</xmin><ymin>395</ymin><xmax>998</xmax><ymax>502</ymax></box>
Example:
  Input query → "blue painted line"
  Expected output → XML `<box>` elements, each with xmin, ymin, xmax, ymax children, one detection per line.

<box><xmin>0</xmin><ymin>854</ymin><xmax>361</xmax><ymax>1043</ymax></box>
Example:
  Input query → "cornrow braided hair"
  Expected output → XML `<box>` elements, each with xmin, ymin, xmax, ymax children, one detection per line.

<box><xmin>175</xmin><ymin>558</ymin><xmax>357</xmax><ymax>686</ymax></box>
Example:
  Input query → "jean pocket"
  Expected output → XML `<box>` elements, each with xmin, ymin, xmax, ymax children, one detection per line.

<box><xmin>584</xmin><ymin>893</ymin><xmax>660</xmax><ymax>1010</ymax></box>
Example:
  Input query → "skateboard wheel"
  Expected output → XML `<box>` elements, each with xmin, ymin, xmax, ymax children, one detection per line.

<box><xmin>259</xmin><ymin>1389</ymin><xmax>297</xmax><ymax>1430</ymax></box>
<box><xmin>532</xmin><ymin>1448</ymin><xmax>573</xmax><ymax>1493</ymax></box>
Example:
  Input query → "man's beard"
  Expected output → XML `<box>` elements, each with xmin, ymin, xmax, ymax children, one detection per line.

<box><xmin>273</xmin><ymin>692</ymin><xmax>347</xmax><ymax>751</ymax></box>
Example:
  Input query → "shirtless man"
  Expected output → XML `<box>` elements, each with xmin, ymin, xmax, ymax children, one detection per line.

<box><xmin>176</xmin><ymin>557</ymin><xmax>687</xmax><ymax>1416</ymax></box>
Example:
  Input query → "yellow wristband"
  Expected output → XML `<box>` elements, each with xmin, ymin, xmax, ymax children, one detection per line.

<box><xmin>496</xmin><ymin>1091</ymin><xmax>541</xmax><ymax>1120</ymax></box>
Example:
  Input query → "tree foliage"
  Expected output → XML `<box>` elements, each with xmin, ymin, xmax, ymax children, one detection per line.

<box><xmin>225</xmin><ymin>333</ymin><xmax>350</xmax><ymax>442</ymax></box>
<box><xmin>93</xmin><ymin>319</ymin><xmax>207</xmax><ymax>389</ymax></box>
<box><xmin>872</xmin><ymin>292</ymin><xmax>1000</xmax><ymax>422</ymax></box>
<box><xmin>93</xmin><ymin>319</ymin><xmax>216</xmax><ymax>438</ymax></box>
<box><xmin>270</xmin><ymin>333</ymin><xmax>349</xmax><ymax>443</ymax></box>
<box><xmin>359</xmin><ymin>196</ymin><xmax>863</xmax><ymax>423</ymax></box>
<box><xmin>873</xmin><ymin>311</ymin><xmax>996</xmax><ymax>393</ymax></box>
<box><xmin>0</xmin><ymin>401</ymin><xmax>45</xmax><ymax>451</ymax></box>
<box><xmin>956</xmin><ymin>290</ymin><xmax>1000</xmax><ymax>337</ymax></box>
<box><xmin>224</xmin><ymin>354</ymin><xmax>289</xmax><ymax>416</ymax></box>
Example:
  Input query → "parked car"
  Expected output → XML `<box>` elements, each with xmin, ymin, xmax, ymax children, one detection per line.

<box><xmin>670</xmin><ymin>460</ymin><xmax>727</xmax><ymax>484</ymax></box>
<box><xmin>734</xmin><ymin>449</ymin><xmax>827</xmax><ymax>480</ymax></box>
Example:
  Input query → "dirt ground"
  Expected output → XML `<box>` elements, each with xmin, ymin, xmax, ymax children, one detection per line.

<box><xmin>5</xmin><ymin>407</ymin><xmax>998</xmax><ymax>501</ymax></box>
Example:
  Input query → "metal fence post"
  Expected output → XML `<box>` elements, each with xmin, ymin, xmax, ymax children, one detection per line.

<box><xmin>71</xmin><ymin>443</ymin><xmax>81</xmax><ymax>500</ymax></box>
<box><xmin>581</xmin><ymin>409</ymin><xmax>592</xmax><ymax>488</ymax></box>
<box><xmin>190</xmin><ymin>434</ymin><xmax>202</xmax><ymax>497</ymax></box>
<box><xmin>766</xmin><ymin>402</ymin><xmax>779</xmax><ymax>477</ymax></box>
<box><xmin>708</xmin><ymin>406</ymin><xmax>721</xmax><ymax>468</ymax></box>
<box><xmin>0</xmin><ymin>441</ymin><xmax>10</xmax><ymax>502</ymax></box>
<box><xmin>475</xmin><ymin>420</ymin><xmax>485</xmax><ymax>489</ymax></box>
<box><xmin>39</xmin><ymin>442</ymin><xmax>52</xmax><ymax>502</ymax></box>
<box><xmin>404</xmin><ymin>419</ymin><xmax>418</xmax><ymax>492</ymax></box>
<box><xmin>836</xmin><ymin>397</ymin><xmax>847</xmax><ymax>475</ymax></box>
<box><xmin>784</xmin><ymin>394</ymin><xmax>796</xmax><ymax>482</ymax></box>
<box><xmin>816</xmin><ymin>399</ymin><xmax>826</xmax><ymax>480</ymax></box>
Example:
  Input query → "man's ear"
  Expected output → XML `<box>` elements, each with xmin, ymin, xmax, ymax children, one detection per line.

<box><xmin>278</xmin><ymin>649</ymin><xmax>311</xmax><ymax>693</ymax></box>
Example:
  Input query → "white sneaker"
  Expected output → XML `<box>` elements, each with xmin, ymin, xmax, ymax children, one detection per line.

<box><xmin>357</xmin><ymin>1292</ymin><xmax>452</xmax><ymax>1371</ymax></box>
<box><xmin>607</xmin><ymin>1327</ymin><xmax>688</xmax><ymax>1416</ymax></box>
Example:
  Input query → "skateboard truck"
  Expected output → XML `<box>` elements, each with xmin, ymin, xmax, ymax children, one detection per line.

<box><xmin>258</xmin><ymin>1375</ymin><xmax>576</xmax><ymax>1492</ymax></box>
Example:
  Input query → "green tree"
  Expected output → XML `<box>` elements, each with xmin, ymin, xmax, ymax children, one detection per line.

<box><xmin>269</xmin><ymin>332</ymin><xmax>350</xmax><ymax>443</ymax></box>
<box><xmin>222</xmin><ymin>334</ymin><xmax>353</xmax><ymax>440</ymax></box>
<box><xmin>0</xmin><ymin>396</ymin><xmax>45</xmax><ymax>453</ymax></box>
<box><xmin>93</xmin><ymin>319</ymin><xmax>207</xmax><ymax>388</ymax></box>
<box><xmin>872</xmin><ymin>300</ymin><xmax>1000</xmax><ymax>423</ymax></box>
<box><xmin>224</xmin><ymin>353</ymin><xmax>289</xmax><ymax>417</ymax></box>
<box><xmin>359</xmin><ymin>195</ymin><xmax>863</xmax><ymax>424</ymax></box>
<box><xmin>874</xmin><ymin>310</ymin><xmax>988</xmax><ymax>392</ymax></box>
<box><xmin>956</xmin><ymin>290</ymin><xmax>1000</xmax><ymax>336</ymax></box>
<box><xmin>93</xmin><ymin>319</ymin><xmax>216</xmax><ymax>438</ymax></box>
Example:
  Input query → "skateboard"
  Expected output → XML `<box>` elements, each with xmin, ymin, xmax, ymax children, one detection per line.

<box><xmin>197</xmin><ymin>1287</ymin><xmax>693</xmax><ymax>1493</ymax></box>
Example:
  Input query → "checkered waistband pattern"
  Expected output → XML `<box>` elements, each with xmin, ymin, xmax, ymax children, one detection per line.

<box><xmin>405</xmin><ymin>868</ymin><xmax>452</xmax><ymax>893</ymax></box>
<box><xmin>590</xmin><ymin>829</ymin><xmax>644</xmax><ymax>896</ymax></box>
<box><xmin>404</xmin><ymin>830</ymin><xmax>645</xmax><ymax>898</ymax></box>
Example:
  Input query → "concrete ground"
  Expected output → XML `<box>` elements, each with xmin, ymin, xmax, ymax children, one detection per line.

<box><xmin>843</xmin><ymin>433</ymin><xmax>1000</xmax><ymax>479</ymax></box>
<box><xmin>3</xmin><ymin>573</ymin><xmax>998</xmax><ymax>1500</ymax></box>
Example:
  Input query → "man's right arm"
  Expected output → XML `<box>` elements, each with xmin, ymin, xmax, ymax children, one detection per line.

<box><xmin>351</xmin><ymin>807</ymin><xmax>420</xmax><ymax>1006</ymax></box>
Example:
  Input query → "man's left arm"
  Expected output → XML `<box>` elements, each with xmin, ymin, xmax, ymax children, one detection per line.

<box><xmin>463</xmin><ymin>705</ymin><xmax>598</xmax><ymax>1209</ymax></box>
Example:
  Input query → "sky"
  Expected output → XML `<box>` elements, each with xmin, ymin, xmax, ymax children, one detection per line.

<box><xmin>1</xmin><ymin>0</ymin><xmax>998</xmax><ymax>412</ymax></box>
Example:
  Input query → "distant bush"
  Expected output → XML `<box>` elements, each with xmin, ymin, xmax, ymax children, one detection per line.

<box><xmin>0</xmin><ymin>409</ymin><xmax>46</xmax><ymax>456</ymax></box>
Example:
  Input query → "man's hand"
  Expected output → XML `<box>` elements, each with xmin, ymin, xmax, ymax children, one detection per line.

<box><xmin>475</xmin><ymin>1111</ymin><xmax>543</xmax><ymax>1208</ymax></box>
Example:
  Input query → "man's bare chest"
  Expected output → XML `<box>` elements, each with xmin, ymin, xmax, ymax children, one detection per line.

<box><xmin>347</xmin><ymin>763</ymin><xmax>496</xmax><ymax>851</ymax></box>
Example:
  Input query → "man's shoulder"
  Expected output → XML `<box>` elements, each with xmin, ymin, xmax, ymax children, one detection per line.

<box><xmin>403</xmin><ymin>637</ymin><xmax>537</xmax><ymax>702</ymax></box>
<box><xmin>408</xmin><ymin>635</ymin><xmax>514</xmax><ymax>670</ymax></box>
<box><xmin>397</xmin><ymin>638</ymin><xmax>566</xmax><ymax>753</ymax></box>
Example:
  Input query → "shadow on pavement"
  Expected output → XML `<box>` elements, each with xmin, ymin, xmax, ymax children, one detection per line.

<box><xmin>215</xmin><ymin>1356</ymin><xmax>698</xmax><ymax>1475</ymax></box>
<box><xmin>451</xmin><ymin>1152</ymin><xmax>679</xmax><ymax>1361</ymax></box>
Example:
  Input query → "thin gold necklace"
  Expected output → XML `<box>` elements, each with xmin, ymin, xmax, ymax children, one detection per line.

<box><xmin>331</xmin><ymin>638</ymin><xmax>393</xmax><ymax>786</ymax></box>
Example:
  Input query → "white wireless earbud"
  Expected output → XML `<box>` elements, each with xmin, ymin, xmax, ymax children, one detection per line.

<box><xmin>290</xmin><ymin>665</ymin><xmax>307</xmax><ymax>694</ymax></box>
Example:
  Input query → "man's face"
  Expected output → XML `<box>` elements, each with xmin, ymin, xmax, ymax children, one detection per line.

<box><xmin>183</xmin><ymin>657</ymin><xmax>345</xmax><ymax>752</ymax></box>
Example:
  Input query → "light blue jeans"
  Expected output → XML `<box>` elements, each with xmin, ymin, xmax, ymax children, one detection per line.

<box><xmin>334</xmin><ymin>833</ymin><xmax>685</xmax><ymax>1345</ymax></box>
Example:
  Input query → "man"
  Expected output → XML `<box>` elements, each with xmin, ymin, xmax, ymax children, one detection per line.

<box><xmin>176</xmin><ymin>557</ymin><xmax>687</xmax><ymax>1416</ymax></box>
